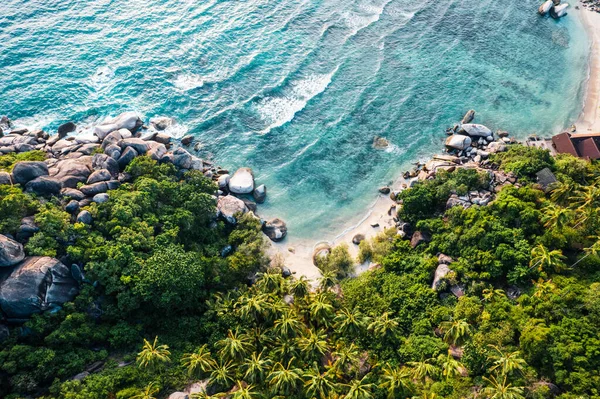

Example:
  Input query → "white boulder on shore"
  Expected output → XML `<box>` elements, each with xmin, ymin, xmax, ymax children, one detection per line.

<box><xmin>551</xmin><ymin>3</ymin><xmax>569</xmax><ymax>18</ymax></box>
<box><xmin>94</xmin><ymin>112</ymin><xmax>142</xmax><ymax>140</ymax></box>
<box><xmin>538</xmin><ymin>0</ymin><xmax>553</xmax><ymax>15</ymax></box>
<box><xmin>445</xmin><ymin>134</ymin><xmax>472</xmax><ymax>151</ymax></box>
<box><xmin>460</xmin><ymin>124</ymin><xmax>493</xmax><ymax>138</ymax></box>
<box><xmin>228</xmin><ymin>167</ymin><xmax>255</xmax><ymax>194</ymax></box>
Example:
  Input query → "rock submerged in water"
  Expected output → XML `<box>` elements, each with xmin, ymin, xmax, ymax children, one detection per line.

<box><xmin>0</xmin><ymin>256</ymin><xmax>79</xmax><ymax>320</ymax></box>
<box><xmin>229</xmin><ymin>167</ymin><xmax>255</xmax><ymax>194</ymax></box>
<box><xmin>372</xmin><ymin>136</ymin><xmax>390</xmax><ymax>149</ymax></box>
<box><xmin>0</xmin><ymin>235</ymin><xmax>25</xmax><ymax>267</ymax></box>
<box><xmin>461</xmin><ymin>109</ymin><xmax>475</xmax><ymax>124</ymax></box>
<box><xmin>263</xmin><ymin>218</ymin><xmax>287</xmax><ymax>242</ymax></box>
<box><xmin>253</xmin><ymin>184</ymin><xmax>267</xmax><ymax>204</ymax></box>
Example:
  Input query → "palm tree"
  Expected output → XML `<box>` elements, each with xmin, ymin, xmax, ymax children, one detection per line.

<box><xmin>267</xmin><ymin>358</ymin><xmax>304</xmax><ymax>396</ymax></box>
<box><xmin>570</xmin><ymin>238</ymin><xmax>600</xmax><ymax>269</ymax></box>
<box><xmin>272</xmin><ymin>336</ymin><xmax>299</xmax><ymax>363</ymax></box>
<box><xmin>216</xmin><ymin>329</ymin><xmax>255</xmax><ymax>362</ymax></box>
<box><xmin>331</xmin><ymin>342</ymin><xmax>361</xmax><ymax>377</ymax></box>
<box><xmin>304</xmin><ymin>362</ymin><xmax>337</xmax><ymax>399</ymax></box>
<box><xmin>481</xmin><ymin>375</ymin><xmax>525</xmax><ymax>399</ymax></box>
<box><xmin>343</xmin><ymin>375</ymin><xmax>374</xmax><ymax>399</ymax></box>
<box><xmin>487</xmin><ymin>345</ymin><xmax>527</xmax><ymax>376</ymax></box>
<box><xmin>242</xmin><ymin>351</ymin><xmax>273</xmax><ymax>384</ymax></box>
<box><xmin>273</xmin><ymin>311</ymin><xmax>304</xmax><ymax>338</ymax></box>
<box><xmin>308</xmin><ymin>293</ymin><xmax>335</xmax><ymax>327</ymax></box>
<box><xmin>256</xmin><ymin>271</ymin><xmax>286</xmax><ymax>294</ymax></box>
<box><xmin>334</xmin><ymin>307</ymin><xmax>369</xmax><ymax>337</ymax></box>
<box><xmin>482</xmin><ymin>288</ymin><xmax>505</xmax><ymax>303</ymax></box>
<box><xmin>378</xmin><ymin>365</ymin><xmax>412</xmax><ymax>399</ymax></box>
<box><xmin>318</xmin><ymin>270</ymin><xmax>338</xmax><ymax>291</ymax></box>
<box><xmin>131</xmin><ymin>382</ymin><xmax>160</xmax><ymax>399</ymax></box>
<box><xmin>439</xmin><ymin>319</ymin><xmax>471</xmax><ymax>346</ymax></box>
<box><xmin>407</xmin><ymin>358</ymin><xmax>439</xmax><ymax>382</ymax></box>
<box><xmin>206</xmin><ymin>292</ymin><xmax>238</xmax><ymax>318</ymax></box>
<box><xmin>231</xmin><ymin>381</ymin><xmax>262</xmax><ymax>399</ymax></box>
<box><xmin>238</xmin><ymin>293</ymin><xmax>270</xmax><ymax>323</ymax></box>
<box><xmin>532</xmin><ymin>278</ymin><xmax>556</xmax><ymax>299</ymax></box>
<box><xmin>540</xmin><ymin>204</ymin><xmax>572</xmax><ymax>230</ymax></box>
<box><xmin>208</xmin><ymin>360</ymin><xmax>236</xmax><ymax>390</ymax></box>
<box><xmin>297</xmin><ymin>329</ymin><xmax>329</xmax><ymax>361</ymax></box>
<box><xmin>441</xmin><ymin>352</ymin><xmax>465</xmax><ymax>380</ymax></box>
<box><xmin>550</xmin><ymin>181</ymin><xmax>578</xmax><ymax>205</ymax></box>
<box><xmin>182</xmin><ymin>344</ymin><xmax>215</xmax><ymax>377</ymax></box>
<box><xmin>367</xmin><ymin>312</ymin><xmax>399</xmax><ymax>340</ymax></box>
<box><xmin>137</xmin><ymin>337</ymin><xmax>171</xmax><ymax>371</ymax></box>
<box><xmin>289</xmin><ymin>275</ymin><xmax>311</xmax><ymax>299</ymax></box>
<box><xmin>529</xmin><ymin>244</ymin><xmax>566</xmax><ymax>273</ymax></box>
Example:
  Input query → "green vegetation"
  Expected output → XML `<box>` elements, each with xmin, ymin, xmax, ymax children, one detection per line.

<box><xmin>1</xmin><ymin>146</ymin><xmax>600</xmax><ymax>398</ymax></box>
<box><xmin>0</xmin><ymin>150</ymin><xmax>47</xmax><ymax>171</ymax></box>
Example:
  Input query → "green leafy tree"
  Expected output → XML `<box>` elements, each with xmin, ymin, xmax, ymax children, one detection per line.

<box><xmin>439</xmin><ymin>319</ymin><xmax>472</xmax><ymax>346</ymax></box>
<box><xmin>342</xmin><ymin>375</ymin><xmax>374</xmax><ymax>399</ymax></box>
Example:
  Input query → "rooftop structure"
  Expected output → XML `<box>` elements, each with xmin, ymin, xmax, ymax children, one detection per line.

<box><xmin>551</xmin><ymin>132</ymin><xmax>600</xmax><ymax>160</ymax></box>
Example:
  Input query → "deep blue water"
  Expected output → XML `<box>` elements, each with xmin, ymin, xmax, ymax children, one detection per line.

<box><xmin>0</xmin><ymin>0</ymin><xmax>590</xmax><ymax>239</ymax></box>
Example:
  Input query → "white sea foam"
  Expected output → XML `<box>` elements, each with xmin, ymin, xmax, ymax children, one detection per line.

<box><xmin>255</xmin><ymin>67</ymin><xmax>339</xmax><ymax>133</ymax></box>
<box><xmin>90</xmin><ymin>65</ymin><xmax>115</xmax><ymax>89</ymax></box>
<box><xmin>174</xmin><ymin>74</ymin><xmax>204</xmax><ymax>91</ymax></box>
<box><xmin>343</xmin><ymin>0</ymin><xmax>392</xmax><ymax>41</ymax></box>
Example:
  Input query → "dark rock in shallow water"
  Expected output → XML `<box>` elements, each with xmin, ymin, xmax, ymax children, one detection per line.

<box><xmin>253</xmin><ymin>184</ymin><xmax>267</xmax><ymax>203</ymax></box>
<box><xmin>379</xmin><ymin>186</ymin><xmax>391</xmax><ymax>194</ymax></box>
<box><xmin>461</xmin><ymin>109</ymin><xmax>475</xmax><ymax>124</ymax></box>
<box><xmin>0</xmin><ymin>234</ymin><xmax>25</xmax><ymax>267</ymax></box>
<box><xmin>57</xmin><ymin>122</ymin><xmax>76</xmax><ymax>138</ymax></box>
<box><xmin>0</xmin><ymin>256</ymin><xmax>79</xmax><ymax>320</ymax></box>
<box><xmin>12</xmin><ymin>161</ymin><xmax>49</xmax><ymax>185</ymax></box>
<box><xmin>263</xmin><ymin>218</ymin><xmax>287</xmax><ymax>242</ymax></box>
<box><xmin>181</xmin><ymin>134</ymin><xmax>194</xmax><ymax>146</ymax></box>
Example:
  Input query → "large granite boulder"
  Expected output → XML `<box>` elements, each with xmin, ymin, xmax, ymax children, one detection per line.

<box><xmin>550</xmin><ymin>3</ymin><xmax>568</xmax><ymax>18</ymax></box>
<box><xmin>117</xmin><ymin>147</ymin><xmax>138</xmax><ymax>169</ymax></box>
<box><xmin>0</xmin><ymin>257</ymin><xmax>79</xmax><ymax>320</ymax></box>
<box><xmin>263</xmin><ymin>218</ymin><xmax>287</xmax><ymax>242</ymax></box>
<box><xmin>253</xmin><ymin>184</ymin><xmax>267</xmax><ymax>203</ymax></box>
<box><xmin>432</xmin><ymin>264</ymin><xmax>452</xmax><ymax>290</ymax></box>
<box><xmin>229</xmin><ymin>168</ymin><xmax>254</xmax><ymax>194</ymax></box>
<box><xmin>94</xmin><ymin>112</ymin><xmax>142</xmax><ymax>140</ymax></box>
<box><xmin>12</xmin><ymin>161</ymin><xmax>49</xmax><ymax>185</ymax></box>
<box><xmin>0</xmin><ymin>171</ymin><xmax>12</xmax><ymax>185</ymax></box>
<box><xmin>118</xmin><ymin>138</ymin><xmax>149</xmax><ymax>155</ymax></box>
<box><xmin>217</xmin><ymin>195</ymin><xmax>248</xmax><ymax>224</ymax></box>
<box><xmin>50</xmin><ymin>157</ymin><xmax>93</xmax><ymax>188</ymax></box>
<box><xmin>57</xmin><ymin>121</ymin><xmax>76</xmax><ymax>138</ymax></box>
<box><xmin>0</xmin><ymin>235</ymin><xmax>25</xmax><ymax>267</ymax></box>
<box><xmin>25</xmin><ymin>176</ymin><xmax>62</xmax><ymax>196</ymax></box>
<box><xmin>460</xmin><ymin>124</ymin><xmax>493</xmax><ymax>138</ymax></box>
<box><xmin>445</xmin><ymin>135</ymin><xmax>471</xmax><ymax>151</ymax></box>
<box><xmin>538</xmin><ymin>0</ymin><xmax>553</xmax><ymax>14</ymax></box>
<box><xmin>87</xmin><ymin>169</ymin><xmax>112</xmax><ymax>184</ymax></box>
<box><xmin>92</xmin><ymin>154</ymin><xmax>119</xmax><ymax>176</ymax></box>
<box><xmin>410</xmin><ymin>231</ymin><xmax>430</xmax><ymax>248</ymax></box>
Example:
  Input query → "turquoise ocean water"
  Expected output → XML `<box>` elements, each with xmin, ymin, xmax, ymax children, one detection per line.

<box><xmin>0</xmin><ymin>0</ymin><xmax>590</xmax><ymax>239</ymax></box>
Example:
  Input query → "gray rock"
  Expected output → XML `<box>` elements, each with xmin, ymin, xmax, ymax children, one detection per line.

<box><xmin>92</xmin><ymin>154</ymin><xmax>119</xmax><ymax>176</ymax></box>
<box><xmin>93</xmin><ymin>193</ymin><xmax>110</xmax><ymax>203</ymax></box>
<box><xmin>154</xmin><ymin>133</ymin><xmax>171</xmax><ymax>145</ymax></box>
<box><xmin>379</xmin><ymin>186</ymin><xmax>391</xmax><ymax>194</ymax></box>
<box><xmin>432</xmin><ymin>263</ymin><xmax>452</xmax><ymax>290</ymax></box>
<box><xmin>410</xmin><ymin>231</ymin><xmax>430</xmax><ymax>248</ymax></box>
<box><xmin>87</xmin><ymin>169</ymin><xmax>112</xmax><ymax>184</ymax></box>
<box><xmin>181</xmin><ymin>135</ymin><xmax>194</xmax><ymax>146</ymax></box>
<box><xmin>0</xmin><ymin>256</ymin><xmax>79</xmax><ymax>320</ymax></box>
<box><xmin>94</xmin><ymin>112</ymin><xmax>142</xmax><ymax>140</ymax></box>
<box><xmin>61</xmin><ymin>188</ymin><xmax>86</xmax><ymax>201</ymax></box>
<box><xmin>253</xmin><ymin>184</ymin><xmax>267</xmax><ymax>203</ymax></box>
<box><xmin>150</xmin><ymin>117</ymin><xmax>173</xmax><ymax>131</ymax></box>
<box><xmin>65</xmin><ymin>200</ymin><xmax>80</xmax><ymax>214</ymax></box>
<box><xmin>51</xmin><ymin>157</ymin><xmax>93</xmax><ymax>188</ymax></box>
<box><xmin>460</xmin><ymin>123</ymin><xmax>493</xmax><ymax>138</ymax></box>
<box><xmin>118</xmin><ymin>138</ymin><xmax>148</xmax><ymax>155</ymax></box>
<box><xmin>80</xmin><ymin>182</ymin><xmax>108</xmax><ymax>196</ymax></box>
<box><xmin>352</xmin><ymin>234</ymin><xmax>365</xmax><ymax>245</ymax></box>
<box><xmin>25</xmin><ymin>176</ymin><xmax>62</xmax><ymax>196</ymax></box>
<box><xmin>461</xmin><ymin>109</ymin><xmax>475</xmax><ymax>124</ymax></box>
<box><xmin>0</xmin><ymin>171</ymin><xmax>12</xmax><ymax>185</ymax></box>
<box><xmin>106</xmin><ymin>180</ymin><xmax>121</xmax><ymax>190</ymax></box>
<box><xmin>104</xmin><ymin>144</ymin><xmax>121</xmax><ymax>159</ymax></box>
<box><xmin>117</xmin><ymin>146</ymin><xmax>138</xmax><ymax>169</ymax></box>
<box><xmin>147</xmin><ymin>143</ymin><xmax>167</xmax><ymax>161</ymax></box>
<box><xmin>217</xmin><ymin>174</ymin><xmax>230</xmax><ymax>191</ymax></box>
<box><xmin>438</xmin><ymin>253</ymin><xmax>454</xmax><ymax>265</ymax></box>
<box><xmin>76</xmin><ymin>210</ymin><xmax>93</xmax><ymax>225</ymax></box>
<box><xmin>172</xmin><ymin>148</ymin><xmax>194</xmax><ymax>169</ymax></box>
<box><xmin>101</xmin><ymin>131</ymin><xmax>123</xmax><ymax>149</ymax></box>
<box><xmin>16</xmin><ymin>217</ymin><xmax>39</xmax><ymax>242</ymax></box>
<box><xmin>263</xmin><ymin>218</ymin><xmax>287</xmax><ymax>242</ymax></box>
<box><xmin>57</xmin><ymin>122</ymin><xmax>76</xmax><ymax>138</ymax></box>
<box><xmin>445</xmin><ymin>135</ymin><xmax>472</xmax><ymax>151</ymax></box>
<box><xmin>12</xmin><ymin>161</ymin><xmax>49</xmax><ymax>185</ymax></box>
<box><xmin>217</xmin><ymin>195</ymin><xmax>248</xmax><ymax>224</ymax></box>
<box><xmin>0</xmin><ymin>234</ymin><xmax>25</xmax><ymax>267</ymax></box>
<box><xmin>229</xmin><ymin>167</ymin><xmax>254</xmax><ymax>194</ymax></box>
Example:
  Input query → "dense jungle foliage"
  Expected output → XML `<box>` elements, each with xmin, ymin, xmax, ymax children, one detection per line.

<box><xmin>1</xmin><ymin>145</ymin><xmax>599</xmax><ymax>399</ymax></box>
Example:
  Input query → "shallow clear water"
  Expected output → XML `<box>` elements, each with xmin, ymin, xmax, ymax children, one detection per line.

<box><xmin>0</xmin><ymin>0</ymin><xmax>590</xmax><ymax>239</ymax></box>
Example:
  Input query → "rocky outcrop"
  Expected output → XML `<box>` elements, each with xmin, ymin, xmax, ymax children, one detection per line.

<box><xmin>25</xmin><ymin>176</ymin><xmax>62</xmax><ymax>196</ymax></box>
<box><xmin>12</xmin><ymin>161</ymin><xmax>49</xmax><ymax>185</ymax></box>
<box><xmin>460</xmin><ymin>124</ymin><xmax>493</xmax><ymax>138</ymax></box>
<box><xmin>229</xmin><ymin>168</ymin><xmax>255</xmax><ymax>194</ymax></box>
<box><xmin>432</xmin><ymin>263</ymin><xmax>451</xmax><ymax>290</ymax></box>
<box><xmin>0</xmin><ymin>257</ymin><xmax>79</xmax><ymax>320</ymax></box>
<box><xmin>410</xmin><ymin>231</ymin><xmax>430</xmax><ymax>248</ymax></box>
<box><xmin>461</xmin><ymin>110</ymin><xmax>475</xmax><ymax>124</ymax></box>
<box><xmin>538</xmin><ymin>0</ymin><xmax>553</xmax><ymax>14</ymax></box>
<box><xmin>0</xmin><ymin>235</ymin><xmax>25</xmax><ymax>267</ymax></box>
<box><xmin>253</xmin><ymin>184</ymin><xmax>267</xmax><ymax>203</ymax></box>
<box><xmin>57</xmin><ymin>122</ymin><xmax>76</xmax><ymax>138</ymax></box>
<box><xmin>445</xmin><ymin>135</ymin><xmax>471</xmax><ymax>151</ymax></box>
<box><xmin>217</xmin><ymin>195</ymin><xmax>248</xmax><ymax>224</ymax></box>
<box><xmin>93</xmin><ymin>112</ymin><xmax>142</xmax><ymax>140</ymax></box>
<box><xmin>550</xmin><ymin>3</ymin><xmax>569</xmax><ymax>18</ymax></box>
<box><xmin>263</xmin><ymin>218</ymin><xmax>287</xmax><ymax>242</ymax></box>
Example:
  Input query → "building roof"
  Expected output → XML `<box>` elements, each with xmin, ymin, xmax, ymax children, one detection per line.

<box><xmin>552</xmin><ymin>132</ymin><xmax>578</xmax><ymax>157</ymax></box>
<box><xmin>536</xmin><ymin>167</ymin><xmax>558</xmax><ymax>191</ymax></box>
<box><xmin>576</xmin><ymin>137</ymin><xmax>600</xmax><ymax>160</ymax></box>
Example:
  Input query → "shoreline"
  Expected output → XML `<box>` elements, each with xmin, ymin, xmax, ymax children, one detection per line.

<box><xmin>272</xmin><ymin>5</ymin><xmax>600</xmax><ymax>281</ymax></box>
<box><xmin>577</xmin><ymin>7</ymin><xmax>600</xmax><ymax>132</ymax></box>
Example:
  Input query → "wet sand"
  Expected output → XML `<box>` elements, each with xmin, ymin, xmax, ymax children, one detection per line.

<box><xmin>578</xmin><ymin>8</ymin><xmax>600</xmax><ymax>132</ymax></box>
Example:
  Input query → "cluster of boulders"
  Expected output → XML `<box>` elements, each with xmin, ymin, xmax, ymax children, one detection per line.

<box><xmin>0</xmin><ymin>112</ymin><xmax>287</xmax><ymax>242</ymax></box>
<box><xmin>538</xmin><ymin>0</ymin><xmax>569</xmax><ymax>18</ymax></box>
<box><xmin>0</xmin><ymin>112</ymin><xmax>290</xmax><ymax>328</ymax></box>
<box><xmin>580</xmin><ymin>0</ymin><xmax>600</xmax><ymax>12</ymax></box>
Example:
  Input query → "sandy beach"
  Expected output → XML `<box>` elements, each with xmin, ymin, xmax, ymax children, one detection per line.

<box><xmin>578</xmin><ymin>7</ymin><xmax>600</xmax><ymax>132</ymax></box>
